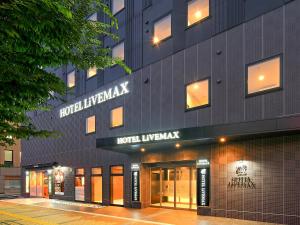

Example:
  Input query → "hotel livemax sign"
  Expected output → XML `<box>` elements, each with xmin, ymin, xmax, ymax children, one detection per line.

<box><xmin>59</xmin><ymin>81</ymin><xmax>129</xmax><ymax>118</ymax></box>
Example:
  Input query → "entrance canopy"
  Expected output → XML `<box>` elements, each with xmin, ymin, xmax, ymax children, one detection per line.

<box><xmin>96</xmin><ymin>115</ymin><xmax>300</xmax><ymax>153</ymax></box>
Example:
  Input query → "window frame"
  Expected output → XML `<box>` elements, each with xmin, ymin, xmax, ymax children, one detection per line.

<box><xmin>74</xmin><ymin>168</ymin><xmax>85</xmax><ymax>202</ymax></box>
<box><xmin>86</xmin><ymin>66</ymin><xmax>97</xmax><ymax>80</ymax></box>
<box><xmin>185</xmin><ymin>77</ymin><xmax>211</xmax><ymax>112</ymax></box>
<box><xmin>245</xmin><ymin>54</ymin><xmax>283</xmax><ymax>98</ymax></box>
<box><xmin>111</xmin><ymin>40</ymin><xmax>125</xmax><ymax>62</ymax></box>
<box><xmin>91</xmin><ymin>167</ymin><xmax>103</xmax><ymax>204</ymax></box>
<box><xmin>186</xmin><ymin>0</ymin><xmax>211</xmax><ymax>29</ymax></box>
<box><xmin>111</xmin><ymin>0</ymin><xmax>125</xmax><ymax>16</ymax></box>
<box><xmin>152</xmin><ymin>12</ymin><xmax>172</xmax><ymax>46</ymax></box>
<box><xmin>110</xmin><ymin>105</ymin><xmax>124</xmax><ymax>129</ymax></box>
<box><xmin>67</xmin><ymin>70</ymin><xmax>76</xmax><ymax>89</ymax></box>
<box><xmin>4</xmin><ymin>150</ymin><xmax>13</xmax><ymax>166</ymax></box>
<box><xmin>109</xmin><ymin>165</ymin><xmax>125</xmax><ymax>206</ymax></box>
<box><xmin>85</xmin><ymin>115</ymin><xmax>96</xmax><ymax>135</ymax></box>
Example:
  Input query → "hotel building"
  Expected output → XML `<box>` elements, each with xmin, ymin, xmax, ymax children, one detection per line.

<box><xmin>22</xmin><ymin>0</ymin><xmax>300</xmax><ymax>224</ymax></box>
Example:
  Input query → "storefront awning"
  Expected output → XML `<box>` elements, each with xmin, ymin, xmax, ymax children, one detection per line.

<box><xmin>96</xmin><ymin>115</ymin><xmax>300</xmax><ymax>153</ymax></box>
<box><xmin>23</xmin><ymin>162</ymin><xmax>58</xmax><ymax>170</ymax></box>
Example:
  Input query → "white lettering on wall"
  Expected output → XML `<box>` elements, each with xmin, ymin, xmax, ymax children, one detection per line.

<box><xmin>59</xmin><ymin>81</ymin><xmax>129</xmax><ymax>118</ymax></box>
<box><xmin>117</xmin><ymin>131</ymin><xmax>180</xmax><ymax>145</ymax></box>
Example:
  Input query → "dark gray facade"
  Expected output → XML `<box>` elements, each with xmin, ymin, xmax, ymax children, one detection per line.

<box><xmin>22</xmin><ymin>0</ymin><xmax>300</xmax><ymax>224</ymax></box>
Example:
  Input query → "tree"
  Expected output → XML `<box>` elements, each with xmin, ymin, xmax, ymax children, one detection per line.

<box><xmin>0</xmin><ymin>0</ymin><xmax>130</xmax><ymax>146</ymax></box>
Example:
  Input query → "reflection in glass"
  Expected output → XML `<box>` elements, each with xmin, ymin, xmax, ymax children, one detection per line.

<box><xmin>176</xmin><ymin>167</ymin><xmax>190</xmax><ymax>209</ymax></box>
<box><xmin>151</xmin><ymin>169</ymin><xmax>161</xmax><ymax>206</ymax></box>
<box><xmin>161</xmin><ymin>168</ymin><xmax>175</xmax><ymax>207</ymax></box>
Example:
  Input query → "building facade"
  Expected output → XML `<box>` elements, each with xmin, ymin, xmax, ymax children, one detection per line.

<box><xmin>0</xmin><ymin>140</ymin><xmax>21</xmax><ymax>195</ymax></box>
<box><xmin>21</xmin><ymin>0</ymin><xmax>300</xmax><ymax>224</ymax></box>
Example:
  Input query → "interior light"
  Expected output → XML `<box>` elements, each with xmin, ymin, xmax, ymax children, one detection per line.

<box><xmin>195</xmin><ymin>10</ymin><xmax>202</xmax><ymax>19</ymax></box>
<box><xmin>175</xmin><ymin>143</ymin><xmax>181</xmax><ymax>148</ymax></box>
<box><xmin>258</xmin><ymin>75</ymin><xmax>265</xmax><ymax>81</ymax></box>
<box><xmin>153</xmin><ymin>36</ymin><xmax>160</xmax><ymax>45</ymax></box>
<box><xmin>220</xmin><ymin>137</ymin><xmax>226</xmax><ymax>143</ymax></box>
<box><xmin>193</xmin><ymin>84</ymin><xmax>199</xmax><ymax>89</ymax></box>
<box><xmin>140</xmin><ymin>148</ymin><xmax>146</xmax><ymax>152</ymax></box>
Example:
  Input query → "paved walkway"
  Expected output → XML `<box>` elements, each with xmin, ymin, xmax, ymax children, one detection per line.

<box><xmin>0</xmin><ymin>198</ymin><xmax>279</xmax><ymax>225</ymax></box>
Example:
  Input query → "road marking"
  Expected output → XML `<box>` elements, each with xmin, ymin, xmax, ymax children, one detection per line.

<box><xmin>0</xmin><ymin>210</ymin><xmax>55</xmax><ymax>225</ymax></box>
<box><xmin>0</xmin><ymin>201</ymin><xmax>173</xmax><ymax>225</ymax></box>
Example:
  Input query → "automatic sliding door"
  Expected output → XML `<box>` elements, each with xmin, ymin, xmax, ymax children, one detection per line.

<box><xmin>176</xmin><ymin>167</ymin><xmax>190</xmax><ymax>209</ymax></box>
<box><xmin>151</xmin><ymin>169</ymin><xmax>161</xmax><ymax>206</ymax></box>
<box><xmin>161</xmin><ymin>168</ymin><xmax>175</xmax><ymax>207</ymax></box>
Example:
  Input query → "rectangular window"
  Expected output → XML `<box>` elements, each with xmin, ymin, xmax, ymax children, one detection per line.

<box><xmin>25</xmin><ymin>171</ymin><xmax>30</xmax><ymax>193</ymax></box>
<box><xmin>86</xmin><ymin>115</ymin><xmax>96</xmax><ymax>134</ymax></box>
<box><xmin>187</xmin><ymin>0</ymin><xmax>209</xmax><ymax>27</ymax></box>
<box><xmin>110</xmin><ymin>166</ymin><xmax>124</xmax><ymax>205</ymax></box>
<box><xmin>67</xmin><ymin>71</ymin><xmax>75</xmax><ymax>88</ymax></box>
<box><xmin>110</xmin><ymin>106</ymin><xmax>124</xmax><ymax>128</ymax></box>
<box><xmin>91</xmin><ymin>167</ymin><xmax>102</xmax><ymax>203</ymax></box>
<box><xmin>112</xmin><ymin>42</ymin><xmax>125</xmax><ymax>61</ymax></box>
<box><xmin>87</xmin><ymin>66</ymin><xmax>97</xmax><ymax>78</ymax></box>
<box><xmin>4</xmin><ymin>150</ymin><xmax>13</xmax><ymax>166</ymax></box>
<box><xmin>186</xmin><ymin>79</ymin><xmax>210</xmax><ymax>110</ymax></box>
<box><xmin>88</xmin><ymin>13</ymin><xmax>97</xmax><ymax>21</ymax></box>
<box><xmin>75</xmin><ymin>168</ymin><xmax>85</xmax><ymax>201</ymax></box>
<box><xmin>247</xmin><ymin>56</ymin><xmax>281</xmax><ymax>95</ymax></box>
<box><xmin>153</xmin><ymin>14</ymin><xmax>172</xmax><ymax>45</ymax></box>
<box><xmin>112</xmin><ymin>0</ymin><xmax>124</xmax><ymax>15</ymax></box>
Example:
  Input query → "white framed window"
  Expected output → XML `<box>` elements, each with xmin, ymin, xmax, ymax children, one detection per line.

<box><xmin>110</xmin><ymin>106</ymin><xmax>123</xmax><ymax>128</ymax></box>
<box><xmin>67</xmin><ymin>71</ymin><xmax>75</xmax><ymax>88</ymax></box>
<box><xmin>86</xmin><ymin>115</ymin><xmax>96</xmax><ymax>134</ymax></box>
<box><xmin>112</xmin><ymin>42</ymin><xmax>125</xmax><ymax>61</ymax></box>
<box><xmin>187</xmin><ymin>0</ymin><xmax>210</xmax><ymax>27</ymax></box>
<box><xmin>186</xmin><ymin>79</ymin><xmax>210</xmax><ymax>110</ymax></box>
<box><xmin>87</xmin><ymin>66</ymin><xmax>97</xmax><ymax>78</ymax></box>
<box><xmin>153</xmin><ymin>14</ymin><xmax>172</xmax><ymax>45</ymax></box>
<box><xmin>112</xmin><ymin>0</ymin><xmax>125</xmax><ymax>15</ymax></box>
<box><xmin>247</xmin><ymin>56</ymin><xmax>282</xmax><ymax>95</ymax></box>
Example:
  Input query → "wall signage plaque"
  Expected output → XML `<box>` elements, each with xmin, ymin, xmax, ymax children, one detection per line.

<box><xmin>131</xmin><ymin>164</ymin><xmax>140</xmax><ymax>202</ymax></box>
<box><xmin>228</xmin><ymin>163</ymin><xmax>255</xmax><ymax>189</ymax></box>
<box><xmin>117</xmin><ymin>131</ymin><xmax>180</xmax><ymax>145</ymax></box>
<box><xmin>59</xmin><ymin>81</ymin><xmax>129</xmax><ymax>118</ymax></box>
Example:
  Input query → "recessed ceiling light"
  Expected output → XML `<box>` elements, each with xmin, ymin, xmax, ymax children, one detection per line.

<box><xmin>258</xmin><ymin>75</ymin><xmax>265</xmax><ymax>81</ymax></box>
<box><xmin>140</xmin><ymin>148</ymin><xmax>146</xmax><ymax>152</ymax></box>
<box><xmin>220</xmin><ymin>137</ymin><xmax>226</xmax><ymax>143</ymax></box>
<box><xmin>175</xmin><ymin>143</ymin><xmax>181</xmax><ymax>148</ymax></box>
<box><xmin>153</xmin><ymin>37</ymin><xmax>159</xmax><ymax>45</ymax></box>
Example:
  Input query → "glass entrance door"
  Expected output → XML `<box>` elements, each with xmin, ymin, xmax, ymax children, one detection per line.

<box><xmin>150</xmin><ymin>166</ymin><xmax>196</xmax><ymax>209</ymax></box>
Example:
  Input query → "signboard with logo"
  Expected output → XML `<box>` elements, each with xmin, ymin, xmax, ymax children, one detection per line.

<box><xmin>54</xmin><ymin>169</ymin><xmax>64</xmax><ymax>195</ymax></box>
<box><xmin>131</xmin><ymin>163</ymin><xmax>140</xmax><ymax>202</ymax></box>
<box><xmin>196</xmin><ymin>159</ymin><xmax>210</xmax><ymax>207</ymax></box>
<box><xmin>228</xmin><ymin>162</ymin><xmax>255</xmax><ymax>189</ymax></box>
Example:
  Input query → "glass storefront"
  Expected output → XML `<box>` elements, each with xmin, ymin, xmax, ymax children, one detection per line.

<box><xmin>75</xmin><ymin>168</ymin><xmax>85</xmax><ymax>201</ymax></box>
<box><xmin>91</xmin><ymin>167</ymin><xmax>102</xmax><ymax>203</ymax></box>
<box><xmin>29</xmin><ymin>170</ymin><xmax>51</xmax><ymax>198</ymax></box>
<box><xmin>110</xmin><ymin>165</ymin><xmax>124</xmax><ymax>206</ymax></box>
<box><xmin>151</xmin><ymin>166</ymin><xmax>197</xmax><ymax>209</ymax></box>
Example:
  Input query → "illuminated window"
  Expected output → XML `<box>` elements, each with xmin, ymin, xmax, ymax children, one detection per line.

<box><xmin>25</xmin><ymin>171</ymin><xmax>30</xmax><ymax>193</ymax></box>
<box><xmin>187</xmin><ymin>0</ymin><xmax>209</xmax><ymax>27</ymax></box>
<box><xmin>4</xmin><ymin>150</ymin><xmax>13</xmax><ymax>166</ymax></box>
<box><xmin>86</xmin><ymin>115</ymin><xmax>95</xmax><ymax>134</ymax></box>
<box><xmin>247</xmin><ymin>56</ymin><xmax>281</xmax><ymax>95</ymax></box>
<box><xmin>110</xmin><ymin>165</ymin><xmax>124</xmax><ymax>205</ymax></box>
<box><xmin>88</xmin><ymin>13</ymin><xmax>97</xmax><ymax>21</ymax></box>
<box><xmin>91</xmin><ymin>167</ymin><xmax>102</xmax><ymax>203</ymax></box>
<box><xmin>75</xmin><ymin>168</ymin><xmax>85</xmax><ymax>201</ymax></box>
<box><xmin>112</xmin><ymin>0</ymin><xmax>124</xmax><ymax>15</ymax></box>
<box><xmin>112</xmin><ymin>42</ymin><xmax>125</xmax><ymax>61</ymax></box>
<box><xmin>111</xmin><ymin>106</ymin><xmax>123</xmax><ymax>128</ymax></box>
<box><xmin>67</xmin><ymin>71</ymin><xmax>75</xmax><ymax>88</ymax></box>
<box><xmin>87</xmin><ymin>66</ymin><xmax>97</xmax><ymax>78</ymax></box>
<box><xmin>153</xmin><ymin>14</ymin><xmax>171</xmax><ymax>45</ymax></box>
<box><xmin>186</xmin><ymin>79</ymin><xmax>209</xmax><ymax>110</ymax></box>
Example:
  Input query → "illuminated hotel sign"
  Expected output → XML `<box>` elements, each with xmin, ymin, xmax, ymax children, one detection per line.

<box><xmin>117</xmin><ymin>131</ymin><xmax>180</xmax><ymax>145</ymax></box>
<box><xmin>59</xmin><ymin>81</ymin><xmax>129</xmax><ymax>118</ymax></box>
<box><xmin>197</xmin><ymin>159</ymin><xmax>210</xmax><ymax>207</ymax></box>
<box><xmin>131</xmin><ymin>164</ymin><xmax>140</xmax><ymax>202</ymax></box>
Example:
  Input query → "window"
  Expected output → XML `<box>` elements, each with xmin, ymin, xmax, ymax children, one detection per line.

<box><xmin>110</xmin><ymin>165</ymin><xmax>124</xmax><ymax>205</ymax></box>
<box><xmin>4</xmin><ymin>150</ymin><xmax>13</xmax><ymax>166</ymax></box>
<box><xmin>25</xmin><ymin>171</ymin><xmax>30</xmax><ymax>193</ymax></box>
<box><xmin>153</xmin><ymin>14</ymin><xmax>172</xmax><ymax>45</ymax></box>
<box><xmin>112</xmin><ymin>42</ymin><xmax>125</xmax><ymax>61</ymax></box>
<box><xmin>112</xmin><ymin>0</ymin><xmax>124</xmax><ymax>15</ymax></box>
<box><xmin>87</xmin><ymin>66</ymin><xmax>97</xmax><ymax>78</ymax></box>
<box><xmin>88</xmin><ymin>13</ymin><xmax>97</xmax><ymax>21</ymax></box>
<box><xmin>75</xmin><ymin>168</ymin><xmax>85</xmax><ymax>201</ymax></box>
<box><xmin>186</xmin><ymin>79</ymin><xmax>210</xmax><ymax>110</ymax></box>
<box><xmin>86</xmin><ymin>115</ymin><xmax>96</xmax><ymax>134</ymax></box>
<box><xmin>247</xmin><ymin>56</ymin><xmax>281</xmax><ymax>95</ymax></box>
<box><xmin>54</xmin><ymin>168</ymin><xmax>64</xmax><ymax>195</ymax></box>
<box><xmin>67</xmin><ymin>71</ymin><xmax>75</xmax><ymax>88</ymax></box>
<box><xmin>91</xmin><ymin>167</ymin><xmax>102</xmax><ymax>203</ymax></box>
<box><xmin>110</xmin><ymin>106</ymin><xmax>123</xmax><ymax>128</ymax></box>
<box><xmin>187</xmin><ymin>0</ymin><xmax>209</xmax><ymax>27</ymax></box>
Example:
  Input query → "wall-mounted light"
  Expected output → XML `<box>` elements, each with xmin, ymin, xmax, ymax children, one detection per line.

<box><xmin>175</xmin><ymin>143</ymin><xmax>181</xmax><ymax>148</ymax></box>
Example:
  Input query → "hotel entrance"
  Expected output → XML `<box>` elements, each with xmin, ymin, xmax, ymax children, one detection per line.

<box><xmin>29</xmin><ymin>170</ymin><xmax>51</xmax><ymax>198</ymax></box>
<box><xmin>150</xmin><ymin>166</ymin><xmax>197</xmax><ymax>209</ymax></box>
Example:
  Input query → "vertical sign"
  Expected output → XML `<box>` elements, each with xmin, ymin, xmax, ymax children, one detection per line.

<box><xmin>196</xmin><ymin>159</ymin><xmax>210</xmax><ymax>207</ymax></box>
<box><xmin>131</xmin><ymin>164</ymin><xmax>140</xmax><ymax>202</ymax></box>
